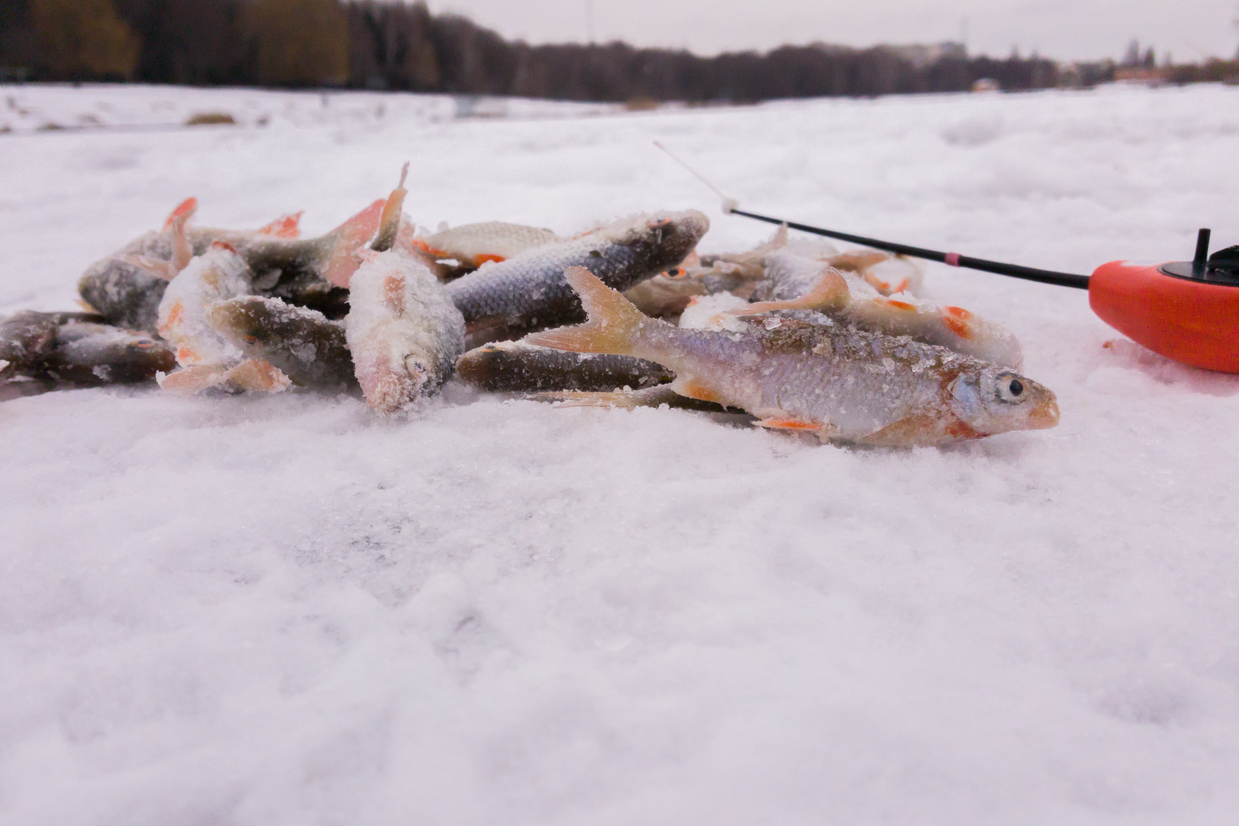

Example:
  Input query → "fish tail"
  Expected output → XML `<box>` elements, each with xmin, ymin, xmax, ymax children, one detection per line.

<box><xmin>319</xmin><ymin>199</ymin><xmax>385</xmax><ymax>288</ymax></box>
<box><xmin>163</xmin><ymin>197</ymin><xmax>197</xmax><ymax>230</ymax></box>
<box><xmin>371</xmin><ymin>163</ymin><xmax>410</xmax><ymax>254</ymax></box>
<box><xmin>258</xmin><ymin>212</ymin><xmax>303</xmax><ymax>238</ymax></box>
<box><xmin>524</xmin><ymin>267</ymin><xmax>653</xmax><ymax>356</ymax></box>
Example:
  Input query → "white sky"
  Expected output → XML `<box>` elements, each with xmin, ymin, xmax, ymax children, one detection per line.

<box><xmin>427</xmin><ymin>0</ymin><xmax>1239</xmax><ymax>63</ymax></box>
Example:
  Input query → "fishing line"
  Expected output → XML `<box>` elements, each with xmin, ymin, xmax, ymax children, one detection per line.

<box><xmin>653</xmin><ymin>141</ymin><xmax>1091</xmax><ymax>289</ymax></box>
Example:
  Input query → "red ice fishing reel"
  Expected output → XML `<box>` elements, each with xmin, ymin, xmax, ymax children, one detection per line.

<box><xmin>1089</xmin><ymin>230</ymin><xmax>1239</xmax><ymax>372</ymax></box>
<box><xmin>725</xmin><ymin>208</ymin><xmax>1239</xmax><ymax>375</ymax></box>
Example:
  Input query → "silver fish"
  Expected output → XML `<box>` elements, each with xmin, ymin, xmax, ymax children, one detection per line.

<box><xmin>739</xmin><ymin>250</ymin><xmax>1024</xmax><ymax>369</ymax></box>
<box><xmin>445</xmin><ymin>210</ymin><xmax>708</xmax><ymax>342</ymax></box>
<box><xmin>524</xmin><ymin>268</ymin><xmax>1059</xmax><ymax>446</ymax></box>
<box><xmin>456</xmin><ymin>340</ymin><xmax>673</xmax><ymax>393</ymax></box>
<box><xmin>208</xmin><ymin>296</ymin><xmax>355</xmax><ymax>388</ymax></box>
<box><xmin>417</xmin><ymin>222</ymin><xmax>560</xmax><ymax>269</ymax></box>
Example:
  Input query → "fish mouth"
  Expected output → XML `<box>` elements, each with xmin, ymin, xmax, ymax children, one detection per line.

<box><xmin>1027</xmin><ymin>396</ymin><xmax>1060</xmax><ymax>429</ymax></box>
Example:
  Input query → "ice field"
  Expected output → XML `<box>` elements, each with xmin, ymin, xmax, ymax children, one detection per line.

<box><xmin>2</xmin><ymin>81</ymin><xmax>1239</xmax><ymax>824</ymax></box>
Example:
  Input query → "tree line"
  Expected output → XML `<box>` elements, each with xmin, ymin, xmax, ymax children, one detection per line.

<box><xmin>4</xmin><ymin>0</ymin><xmax>1228</xmax><ymax>102</ymax></box>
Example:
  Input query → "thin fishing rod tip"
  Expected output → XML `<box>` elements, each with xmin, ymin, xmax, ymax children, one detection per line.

<box><xmin>721</xmin><ymin>198</ymin><xmax>738</xmax><ymax>214</ymax></box>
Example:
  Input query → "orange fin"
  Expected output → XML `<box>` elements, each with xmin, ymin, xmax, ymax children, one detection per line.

<box><xmin>523</xmin><ymin>267</ymin><xmax>664</xmax><ymax>356</ymax></box>
<box><xmin>225</xmin><ymin>359</ymin><xmax>291</xmax><ymax>393</ymax></box>
<box><xmin>258</xmin><ymin>212</ymin><xmax>303</xmax><ymax>238</ymax></box>
<box><xmin>941</xmin><ymin>306</ymin><xmax>974</xmax><ymax>339</ymax></box>
<box><xmin>670</xmin><ymin>377</ymin><xmax>723</xmax><ymax>404</ymax></box>
<box><xmin>163</xmin><ymin>197</ymin><xmax>197</xmax><ymax>230</ymax></box>
<box><xmin>320</xmin><ymin>199</ymin><xmax>385</xmax><ymax>288</ymax></box>
<box><xmin>471</xmin><ymin>253</ymin><xmax>506</xmax><ymax>266</ymax></box>
<box><xmin>756</xmin><ymin>416</ymin><xmax>820</xmax><ymax>431</ymax></box>
<box><xmin>157</xmin><ymin>364</ymin><xmax>228</xmax><ymax>394</ymax></box>
<box><xmin>371</xmin><ymin>163</ymin><xmax>409</xmax><ymax>254</ymax></box>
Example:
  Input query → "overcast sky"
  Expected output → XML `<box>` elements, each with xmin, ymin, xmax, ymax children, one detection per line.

<box><xmin>426</xmin><ymin>0</ymin><xmax>1239</xmax><ymax>63</ymax></box>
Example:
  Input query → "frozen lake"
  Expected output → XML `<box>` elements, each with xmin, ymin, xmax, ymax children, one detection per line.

<box><xmin>2</xmin><ymin>81</ymin><xmax>1238</xmax><ymax>824</ymax></box>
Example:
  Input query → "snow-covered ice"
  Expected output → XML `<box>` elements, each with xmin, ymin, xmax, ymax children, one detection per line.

<box><xmin>2</xmin><ymin>82</ymin><xmax>1238</xmax><ymax>824</ymax></box>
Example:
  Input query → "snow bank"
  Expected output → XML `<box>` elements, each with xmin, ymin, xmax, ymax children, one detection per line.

<box><xmin>2</xmin><ymin>82</ymin><xmax>1238</xmax><ymax>824</ymax></box>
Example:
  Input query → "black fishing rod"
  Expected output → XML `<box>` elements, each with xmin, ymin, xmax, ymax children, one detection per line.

<box><xmin>654</xmin><ymin>141</ymin><xmax>1239</xmax><ymax>374</ymax></box>
<box><xmin>724</xmin><ymin>206</ymin><xmax>1092</xmax><ymax>290</ymax></box>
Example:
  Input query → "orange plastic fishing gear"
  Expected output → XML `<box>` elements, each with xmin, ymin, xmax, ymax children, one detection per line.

<box><xmin>1090</xmin><ymin>261</ymin><xmax>1239</xmax><ymax>373</ymax></box>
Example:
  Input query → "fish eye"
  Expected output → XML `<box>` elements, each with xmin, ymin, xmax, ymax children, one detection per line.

<box><xmin>995</xmin><ymin>373</ymin><xmax>1026</xmax><ymax>403</ymax></box>
<box><xmin>133</xmin><ymin>340</ymin><xmax>156</xmax><ymax>350</ymax></box>
<box><xmin>243</xmin><ymin>335</ymin><xmax>259</xmax><ymax>346</ymax></box>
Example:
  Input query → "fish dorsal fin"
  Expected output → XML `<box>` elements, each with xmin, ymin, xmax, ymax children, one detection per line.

<box><xmin>258</xmin><ymin>212</ymin><xmax>303</xmax><ymax>238</ymax></box>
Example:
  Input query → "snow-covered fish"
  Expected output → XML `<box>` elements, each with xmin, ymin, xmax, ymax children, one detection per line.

<box><xmin>346</xmin><ymin>168</ymin><xmax>466</xmax><ymax>412</ymax></box>
<box><xmin>413</xmin><ymin>222</ymin><xmax>560</xmax><ymax>270</ymax></box>
<box><xmin>456</xmin><ymin>340</ymin><xmax>673</xmax><ymax>393</ymax></box>
<box><xmin>445</xmin><ymin>209</ymin><xmax>709</xmax><ymax>342</ymax></box>
<box><xmin>157</xmin><ymin>242</ymin><xmax>254</xmax><ymax>367</ymax></box>
<box><xmin>740</xmin><ymin>251</ymin><xmax>1024</xmax><ymax>369</ymax></box>
<box><xmin>525</xmin><ymin>268</ymin><xmax>1059</xmax><ymax>446</ymax></box>
<box><xmin>0</xmin><ymin>311</ymin><xmax>60</xmax><ymax>381</ymax></box>
<box><xmin>208</xmin><ymin>296</ymin><xmax>354</xmax><ymax>388</ymax></box>
<box><xmin>79</xmin><ymin>197</ymin><xmax>386</xmax><ymax>331</ymax></box>
<box><xmin>44</xmin><ymin>322</ymin><xmax>176</xmax><ymax>386</ymax></box>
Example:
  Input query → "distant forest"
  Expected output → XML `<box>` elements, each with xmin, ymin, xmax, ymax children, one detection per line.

<box><xmin>2</xmin><ymin>0</ymin><xmax>1235</xmax><ymax>101</ymax></box>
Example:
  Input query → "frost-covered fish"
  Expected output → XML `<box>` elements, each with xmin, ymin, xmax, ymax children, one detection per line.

<box><xmin>44</xmin><ymin>322</ymin><xmax>176</xmax><ymax>385</ymax></box>
<box><xmin>346</xmin><ymin>168</ymin><xmax>466</xmax><ymax>413</ymax></box>
<box><xmin>445</xmin><ymin>210</ymin><xmax>708</xmax><ymax>342</ymax></box>
<box><xmin>0</xmin><ymin>311</ymin><xmax>60</xmax><ymax>381</ymax></box>
<box><xmin>413</xmin><ymin>222</ymin><xmax>560</xmax><ymax>269</ymax></box>
<box><xmin>79</xmin><ymin>197</ymin><xmax>386</xmax><ymax>331</ymax></box>
<box><xmin>525</xmin><ymin>268</ymin><xmax>1059</xmax><ymax>446</ymax></box>
<box><xmin>208</xmin><ymin>296</ymin><xmax>354</xmax><ymax>388</ymax></box>
<box><xmin>740</xmin><ymin>251</ymin><xmax>1024</xmax><ymax>369</ymax></box>
<box><xmin>456</xmin><ymin>340</ymin><xmax>673</xmax><ymax>393</ymax></box>
<box><xmin>157</xmin><ymin>242</ymin><xmax>254</xmax><ymax>367</ymax></box>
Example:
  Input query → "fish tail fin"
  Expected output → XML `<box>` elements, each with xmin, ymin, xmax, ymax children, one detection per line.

<box><xmin>163</xmin><ymin>197</ymin><xmax>197</xmax><ymax>230</ymax></box>
<box><xmin>163</xmin><ymin>198</ymin><xmax>197</xmax><ymax>273</ymax></box>
<box><xmin>319</xmin><ymin>199</ymin><xmax>386</xmax><ymax>288</ymax></box>
<box><xmin>371</xmin><ymin>163</ymin><xmax>410</xmax><ymax>253</ymax></box>
<box><xmin>523</xmin><ymin>267</ymin><xmax>652</xmax><ymax>356</ymax></box>
<box><xmin>258</xmin><ymin>211</ymin><xmax>303</xmax><ymax>238</ymax></box>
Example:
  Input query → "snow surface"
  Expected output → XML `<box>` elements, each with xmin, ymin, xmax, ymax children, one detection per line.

<box><xmin>2</xmin><ymin>82</ymin><xmax>1239</xmax><ymax>825</ymax></box>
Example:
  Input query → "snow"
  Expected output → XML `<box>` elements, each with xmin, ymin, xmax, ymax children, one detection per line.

<box><xmin>2</xmin><ymin>82</ymin><xmax>1239</xmax><ymax>824</ymax></box>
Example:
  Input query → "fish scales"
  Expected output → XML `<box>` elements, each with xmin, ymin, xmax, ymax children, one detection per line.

<box><xmin>525</xmin><ymin>268</ymin><xmax>1058</xmax><ymax>446</ymax></box>
<box><xmin>446</xmin><ymin>210</ymin><xmax>708</xmax><ymax>339</ymax></box>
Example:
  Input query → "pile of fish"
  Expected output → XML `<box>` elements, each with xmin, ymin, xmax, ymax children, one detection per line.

<box><xmin>0</xmin><ymin>167</ymin><xmax>1059</xmax><ymax>446</ymax></box>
